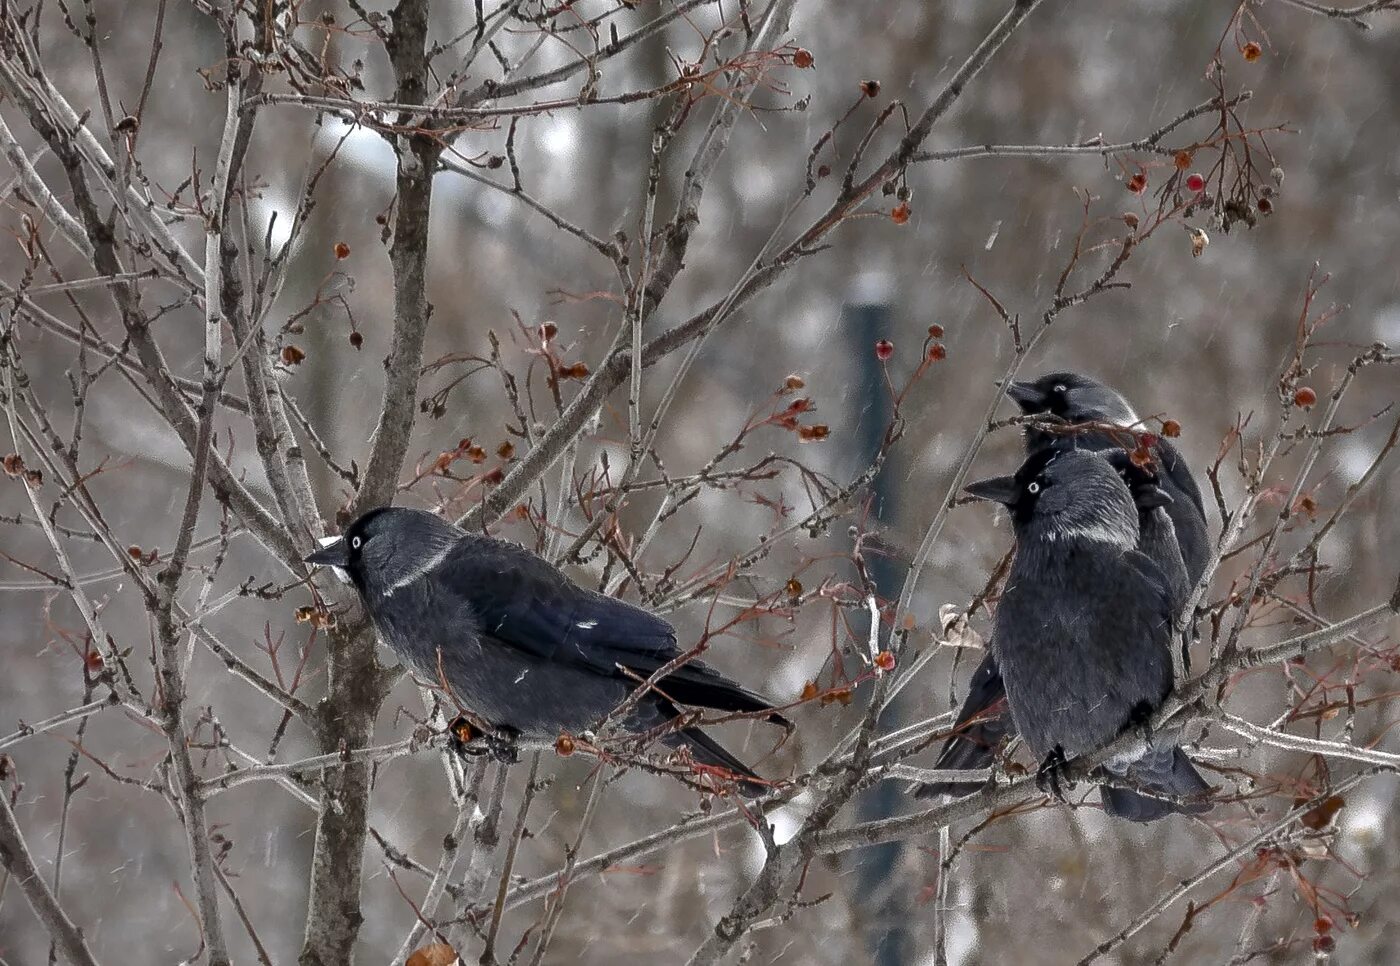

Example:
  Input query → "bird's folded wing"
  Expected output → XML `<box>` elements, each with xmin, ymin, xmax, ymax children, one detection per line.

<box><xmin>430</xmin><ymin>539</ymin><xmax>786</xmax><ymax>721</ymax></box>
<box><xmin>1154</xmin><ymin>438</ymin><xmax>1208</xmax><ymax>521</ymax></box>
<box><xmin>431</xmin><ymin>538</ymin><xmax>677</xmax><ymax>668</ymax></box>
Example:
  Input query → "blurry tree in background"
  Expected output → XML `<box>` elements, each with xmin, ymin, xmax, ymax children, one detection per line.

<box><xmin>2</xmin><ymin>0</ymin><xmax>1400</xmax><ymax>963</ymax></box>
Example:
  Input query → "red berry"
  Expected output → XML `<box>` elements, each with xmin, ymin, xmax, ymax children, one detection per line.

<box><xmin>927</xmin><ymin>323</ymin><xmax>944</xmax><ymax>338</ymax></box>
<box><xmin>927</xmin><ymin>343</ymin><xmax>947</xmax><ymax>362</ymax></box>
<box><xmin>792</xmin><ymin>48</ymin><xmax>814</xmax><ymax>69</ymax></box>
<box><xmin>1242</xmin><ymin>41</ymin><xmax>1262</xmax><ymax>62</ymax></box>
<box><xmin>890</xmin><ymin>202</ymin><xmax>911</xmax><ymax>225</ymax></box>
<box><xmin>874</xmin><ymin>650</ymin><xmax>895</xmax><ymax>672</ymax></box>
<box><xmin>1294</xmin><ymin>386</ymin><xmax>1318</xmax><ymax>408</ymax></box>
<box><xmin>1127</xmin><ymin>173</ymin><xmax>1147</xmax><ymax>193</ymax></box>
<box><xmin>1160</xmin><ymin>419</ymin><xmax>1181</xmax><ymax>438</ymax></box>
<box><xmin>1185</xmin><ymin>173</ymin><xmax>1206</xmax><ymax>193</ymax></box>
<box><xmin>874</xmin><ymin>339</ymin><xmax>894</xmax><ymax>361</ymax></box>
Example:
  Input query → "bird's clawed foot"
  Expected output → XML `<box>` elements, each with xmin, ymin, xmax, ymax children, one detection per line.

<box><xmin>1036</xmin><ymin>747</ymin><xmax>1072</xmax><ymax>801</ymax></box>
<box><xmin>1128</xmin><ymin>699</ymin><xmax>1155</xmax><ymax>747</ymax></box>
<box><xmin>447</xmin><ymin>715</ymin><xmax>521</xmax><ymax>763</ymax></box>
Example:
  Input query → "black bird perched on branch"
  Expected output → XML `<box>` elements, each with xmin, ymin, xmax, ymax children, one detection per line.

<box><xmin>940</xmin><ymin>448</ymin><xmax>1211</xmax><ymax>821</ymax></box>
<box><xmin>305</xmin><ymin>507</ymin><xmax>787</xmax><ymax>795</ymax></box>
<box><xmin>917</xmin><ymin>371</ymin><xmax>1211</xmax><ymax>800</ymax></box>
<box><xmin>1008</xmin><ymin>371</ymin><xmax>1210</xmax><ymax>581</ymax></box>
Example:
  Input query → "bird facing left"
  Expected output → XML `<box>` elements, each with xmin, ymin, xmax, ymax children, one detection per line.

<box><xmin>304</xmin><ymin>506</ymin><xmax>789</xmax><ymax>796</ymax></box>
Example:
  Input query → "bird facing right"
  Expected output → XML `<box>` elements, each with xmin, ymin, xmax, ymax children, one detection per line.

<box><xmin>962</xmin><ymin>447</ymin><xmax>1211</xmax><ymax>821</ymax></box>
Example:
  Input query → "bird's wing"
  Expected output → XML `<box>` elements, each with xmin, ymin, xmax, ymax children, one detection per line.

<box><xmin>1153</xmin><ymin>438</ymin><xmax>1207</xmax><ymax>521</ymax></box>
<box><xmin>1116</xmin><ymin>548</ymin><xmax>1180</xmax><ymax>689</ymax></box>
<box><xmin>430</xmin><ymin>537</ymin><xmax>785</xmax><ymax>721</ymax></box>
<box><xmin>432</xmin><ymin>536</ymin><xmax>677</xmax><ymax>668</ymax></box>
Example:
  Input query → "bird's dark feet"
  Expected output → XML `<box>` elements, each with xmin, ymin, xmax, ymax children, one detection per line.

<box><xmin>447</xmin><ymin>716</ymin><xmax>521</xmax><ymax>763</ymax></box>
<box><xmin>1128</xmin><ymin>700</ymin><xmax>1155</xmax><ymax>746</ymax></box>
<box><xmin>1036</xmin><ymin>747</ymin><xmax>1072</xmax><ymax>801</ymax></box>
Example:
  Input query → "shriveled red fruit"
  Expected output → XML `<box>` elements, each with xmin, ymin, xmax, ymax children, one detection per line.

<box><xmin>1242</xmin><ymin>41</ymin><xmax>1262</xmax><ymax>62</ymax></box>
<box><xmin>874</xmin><ymin>339</ymin><xmax>894</xmax><ymax>361</ymax></box>
<box><xmin>1126</xmin><ymin>172</ymin><xmax>1147</xmax><ymax>193</ymax></box>
<box><xmin>890</xmin><ymin>203</ymin><xmax>911</xmax><ymax>225</ymax></box>
<box><xmin>792</xmin><ymin>48</ymin><xmax>814</xmax><ymax>68</ymax></box>
<box><xmin>1161</xmin><ymin>419</ymin><xmax>1181</xmax><ymax>438</ymax></box>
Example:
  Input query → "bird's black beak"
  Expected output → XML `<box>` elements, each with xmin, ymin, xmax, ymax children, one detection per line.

<box><xmin>1005</xmin><ymin>380</ymin><xmax>1043</xmax><ymax>413</ymax></box>
<box><xmin>1135</xmin><ymin>487</ymin><xmax>1173</xmax><ymax>511</ymax></box>
<box><xmin>964</xmin><ymin>475</ymin><xmax>1019</xmax><ymax>506</ymax></box>
<box><xmin>304</xmin><ymin>538</ymin><xmax>349</xmax><ymax>568</ymax></box>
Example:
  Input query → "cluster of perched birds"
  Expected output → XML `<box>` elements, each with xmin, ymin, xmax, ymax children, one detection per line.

<box><xmin>306</xmin><ymin>371</ymin><xmax>1215</xmax><ymax>822</ymax></box>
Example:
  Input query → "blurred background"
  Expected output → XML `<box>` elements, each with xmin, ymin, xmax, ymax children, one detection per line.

<box><xmin>2</xmin><ymin>1</ymin><xmax>1399</xmax><ymax>963</ymax></box>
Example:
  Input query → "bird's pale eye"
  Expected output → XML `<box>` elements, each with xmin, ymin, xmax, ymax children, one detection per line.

<box><xmin>1027</xmin><ymin>481</ymin><xmax>1041</xmax><ymax>495</ymax></box>
<box><xmin>1053</xmin><ymin>384</ymin><xmax>1067</xmax><ymax>394</ymax></box>
<box><xmin>351</xmin><ymin>536</ymin><xmax>362</xmax><ymax>549</ymax></box>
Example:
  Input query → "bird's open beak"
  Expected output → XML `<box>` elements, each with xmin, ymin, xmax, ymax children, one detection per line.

<box><xmin>964</xmin><ymin>475</ymin><xmax>1019</xmax><ymax>506</ymax></box>
<box><xmin>1004</xmin><ymin>380</ymin><xmax>1042</xmax><ymax>412</ymax></box>
<box><xmin>304</xmin><ymin>537</ymin><xmax>349</xmax><ymax>567</ymax></box>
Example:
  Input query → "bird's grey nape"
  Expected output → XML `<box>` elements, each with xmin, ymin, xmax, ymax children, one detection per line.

<box><xmin>1041</xmin><ymin>513</ymin><xmax>1138</xmax><ymax>548</ymax></box>
<box><xmin>380</xmin><ymin>542</ymin><xmax>456</xmax><ymax>597</ymax></box>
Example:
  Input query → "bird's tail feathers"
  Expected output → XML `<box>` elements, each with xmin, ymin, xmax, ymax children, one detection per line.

<box><xmin>912</xmin><ymin>656</ymin><xmax>1011</xmax><ymax>798</ymax></box>
<box><xmin>1100</xmin><ymin>746</ymin><xmax>1211</xmax><ymax>823</ymax></box>
<box><xmin>660</xmin><ymin>663</ymin><xmax>791</xmax><ymax>728</ymax></box>
<box><xmin>666</xmin><ymin>727</ymin><xmax>770</xmax><ymax>798</ymax></box>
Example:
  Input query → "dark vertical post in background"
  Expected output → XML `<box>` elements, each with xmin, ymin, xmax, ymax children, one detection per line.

<box><xmin>844</xmin><ymin>280</ymin><xmax>912</xmax><ymax>966</ymax></box>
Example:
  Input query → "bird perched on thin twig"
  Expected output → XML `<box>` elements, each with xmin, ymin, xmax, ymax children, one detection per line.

<box><xmin>917</xmin><ymin>371</ymin><xmax>1211</xmax><ymax>801</ymax></box>
<box><xmin>305</xmin><ymin>507</ymin><xmax>788</xmax><ymax>795</ymax></box>
<box><xmin>938</xmin><ymin>448</ymin><xmax>1211</xmax><ymax>821</ymax></box>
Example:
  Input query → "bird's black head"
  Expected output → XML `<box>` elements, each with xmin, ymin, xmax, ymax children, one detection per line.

<box><xmin>1006</xmin><ymin>371</ymin><xmax>1140</xmax><ymax>424</ymax></box>
<box><xmin>304</xmin><ymin>506</ymin><xmax>460</xmax><ymax>597</ymax></box>
<box><xmin>1005</xmin><ymin>371</ymin><xmax>1141</xmax><ymax>454</ymax></box>
<box><xmin>965</xmin><ymin>448</ymin><xmax>1139</xmax><ymax>547</ymax></box>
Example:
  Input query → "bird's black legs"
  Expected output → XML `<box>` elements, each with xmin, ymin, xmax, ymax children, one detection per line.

<box><xmin>447</xmin><ymin>715</ymin><xmax>522</xmax><ymax>764</ymax></box>
<box><xmin>1127</xmin><ymin>699</ymin><xmax>1155</xmax><ymax>748</ymax></box>
<box><xmin>1036</xmin><ymin>746</ymin><xmax>1072</xmax><ymax>801</ymax></box>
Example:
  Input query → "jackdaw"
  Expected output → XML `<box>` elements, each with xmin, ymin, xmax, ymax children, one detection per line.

<box><xmin>938</xmin><ymin>448</ymin><xmax>1211</xmax><ymax>821</ymax></box>
<box><xmin>1007</xmin><ymin>370</ymin><xmax>1210</xmax><ymax>581</ymax></box>
<box><xmin>918</xmin><ymin>372</ymin><xmax>1209</xmax><ymax>797</ymax></box>
<box><xmin>305</xmin><ymin>507</ymin><xmax>787</xmax><ymax>794</ymax></box>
